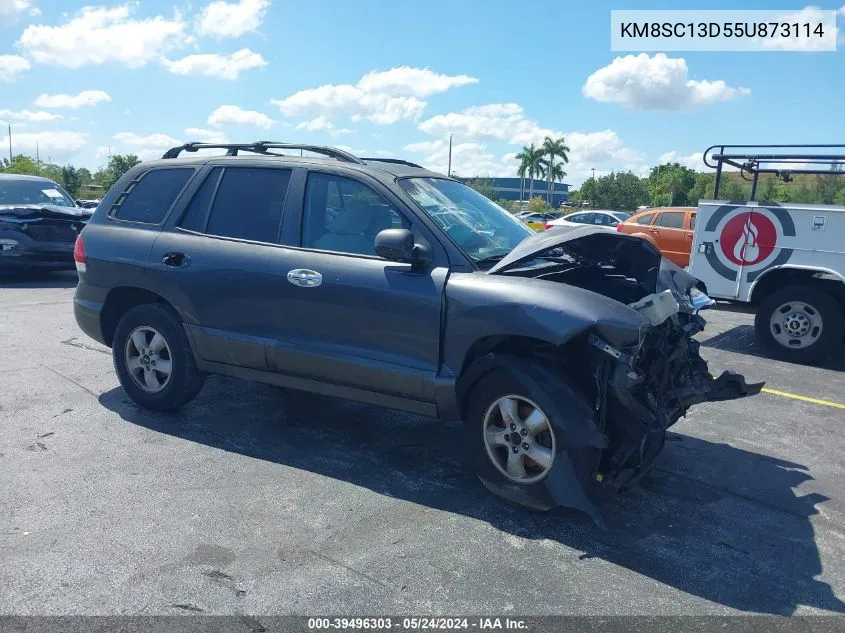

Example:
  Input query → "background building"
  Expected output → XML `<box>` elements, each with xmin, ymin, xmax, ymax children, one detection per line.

<box><xmin>467</xmin><ymin>177</ymin><xmax>570</xmax><ymax>206</ymax></box>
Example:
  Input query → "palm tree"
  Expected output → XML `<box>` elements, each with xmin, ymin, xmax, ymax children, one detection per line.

<box><xmin>542</xmin><ymin>136</ymin><xmax>570</xmax><ymax>205</ymax></box>
<box><xmin>517</xmin><ymin>161</ymin><xmax>528</xmax><ymax>203</ymax></box>
<box><xmin>516</xmin><ymin>144</ymin><xmax>546</xmax><ymax>204</ymax></box>
<box><xmin>546</xmin><ymin>163</ymin><xmax>567</xmax><ymax>207</ymax></box>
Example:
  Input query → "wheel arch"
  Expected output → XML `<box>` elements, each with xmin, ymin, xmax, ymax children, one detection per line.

<box><xmin>100</xmin><ymin>286</ymin><xmax>180</xmax><ymax>347</ymax></box>
<box><xmin>749</xmin><ymin>265</ymin><xmax>845</xmax><ymax>306</ymax></box>
<box><xmin>454</xmin><ymin>334</ymin><xmax>581</xmax><ymax>422</ymax></box>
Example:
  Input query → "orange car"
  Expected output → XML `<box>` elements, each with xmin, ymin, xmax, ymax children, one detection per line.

<box><xmin>617</xmin><ymin>207</ymin><xmax>697</xmax><ymax>268</ymax></box>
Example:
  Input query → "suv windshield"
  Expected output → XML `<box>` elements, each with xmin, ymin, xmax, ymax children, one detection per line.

<box><xmin>0</xmin><ymin>178</ymin><xmax>76</xmax><ymax>208</ymax></box>
<box><xmin>399</xmin><ymin>178</ymin><xmax>532</xmax><ymax>264</ymax></box>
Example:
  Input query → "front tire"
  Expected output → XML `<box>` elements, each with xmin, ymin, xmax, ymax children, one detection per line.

<box><xmin>755</xmin><ymin>285</ymin><xmax>844</xmax><ymax>364</ymax></box>
<box><xmin>464</xmin><ymin>369</ymin><xmax>596</xmax><ymax>511</ymax></box>
<box><xmin>112</xmin><ymin>304</ymin><xmax>205</xmax><ymax>411</ymax></box>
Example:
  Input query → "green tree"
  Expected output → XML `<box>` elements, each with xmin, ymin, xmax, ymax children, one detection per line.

<box><xmin>690</xmin><ymin>172</ymin><xmax>715</xmax><ymax>203</ymax></box>
<box><xmin>61</xmin><ymin>165</ymin><xmax>82</xmax><ymax>197</ymax></box>
<box><xmin>814</xmin><ymin>165</ymin><xmax>843</xmax><ymax>204</ymax></box>
<box><xmin>577</xmin><ymin>177</ymin><xmax>598</xmax><ymax>208</ymax></box>
<box><xmin>648</xmin><ymin>163</ymin><xmax>696</xmax><ymax>205</ymax></box>
<box><xmin>465</xmin><ymin>178</ymin><xmax>497</xmax><ymax>201</ymax></box>
<box><xmin>515</xmin><ymin>144</ymin><xmax>545</xmax><ymax>203</ymax></box>
<box><xmin>541</xmin><ymin>136</ymin><xmax>570</xmax><ymax>205</ymax></box>
<box><xmin>100</xmin><ymin>154</ymin><xmax>141</xmax><ymax>190</ymax></box>
<box><xmin>721</xmin><ymin>180</ymin><xmax>746</xmax><ymax>200</ymax></box>
<box><xmin>1</xmin><ymin>154</ymin><xmax>39</xmax><ymax>174</ymax></box>
<box><xmin>527</xmin><ymin>195</ymin><xmax>548</xmax><ymax>211</ymax></box>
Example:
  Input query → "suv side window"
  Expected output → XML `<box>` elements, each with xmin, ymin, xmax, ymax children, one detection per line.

<box><xmin>112</xmin><ymin>168</ymin><xmax>193</xmax><ymax>224</ymax></box>
<box><xmin>301</xmin><ymin>172</ymin><xmax>408</xmax><ymax>256</ymax></box>
<box><xmin>192</xmin><ymin>167</ymin><xmax>292</xmax><ymax>243</ymax></box>
<box><xmin>655</xmin><ymin>212</ymin><xmax>684</xmax><ymax>229</ymax></box>
<box><xmin>635</xmin><ymin>213</ymin><xmax>654</xmax><ymax>225</ymax></box>
<box><xmin>689</xmin><ymin>213</ymin><xmax>696</xmax><ymax>230</ymax></box>
<box><xmin>179</xmin><ymin>167</ymin><xmax>223</xmax><ymax>233</ymax></box>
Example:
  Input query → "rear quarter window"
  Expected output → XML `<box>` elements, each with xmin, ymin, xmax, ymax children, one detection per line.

<box><xmin>635</xmin><ymin>213</ymin><xmax>654</xmax><ymax>225</ymax></box>
<box><xmin>112</xmin><ymin>168</ymin><xmax>194</xmax><ymax>224</ymax></box>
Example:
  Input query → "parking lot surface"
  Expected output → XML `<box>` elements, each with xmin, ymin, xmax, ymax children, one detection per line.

<box><xmin>2</xmin><ymin>271</ymin><xmax>844</xmax><ymax>616</ymax></box>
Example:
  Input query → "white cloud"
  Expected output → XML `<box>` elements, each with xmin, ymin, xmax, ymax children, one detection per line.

<box><xmin>35</xmin><ymin>90</ymin><xmax>111</xmax><ymax>109</ymax></box>
<box><xmin>296</xmin><ymin>116</ymin><xmax>333</xmax><ymax>132</ymax></box>
<box><xmin>114</xmin><ymin>131</ymin><xmax>181</xmax><ymax>147</ymax></box>
<box><xmin>0</xmin><ymin>108</ymin><xmax>62</xmax><ymax>123</ymax></box>
<box><xmin>416</xmin><ymin>101</ymin><xmax>643</xmax><ymax>185</ymax></box>
<box><xmin>195</xmin><ymin>0</ymin><xmax>270</xmax><ymax>38</ymax></box>
<box><xmin>356</xmin><ymin>67</ymin><xmax>478</xmax><ymax>98</ymax></box>
<box><xmin>1</xmin><ymin>130</ymin><xmax>88</xmax><ymax>157</ymax></box>
<box><xmin>113</xmin><ymin>131</ymin><xmax>182</xmax><ymax>160</ymax></box>
<box><xmin>0</xmin><ymin>0</ymin><xmax>34</xmax><ymax>25</ymax></box>
<box><xmin>18</xmin><ymin>2</ymin><xmax>190</xmax><ymax>69</ymax></box>
<box><xmin>185</xmin><ymin>127</ymin><xmax>229</xmax><ymax>143</ymax></box>
<box><xmin>418</xmin><ymin>103</ymin><xmax>563</xmax><ymax>146</ymax></box>
<box><xmin>271</xmin><ymin>66</ymin><xmax>477</xmax><ymax>126</ymax></box>
<box><xmin>582</xmin><ymin>54</ymin><xmax>750</xmax><ymax>110</ymax></box>
<box><xmin>0</xmin><ymin>55</ymin><xmax>30</xmax><ymax>82</ymax></box>
<box><xmin>330</xmin><ymin>128</ymin><xmax>354</xmax><ymax>137</ymax></box>
<box><xmin>762</xmin><ymin>7</ymin><xmax>838</xmax><ymax>51</ymax></box>
<box><xmin>207</xmin><ymin>104</ymin><xmax>275</xmax><ymax>128</ymax></box>
<box><xmin>163</xmin><ymin>48</ymin><xmax>267</xmax><ymax>80</ymax></box>
<box><xmin>404</xmin><ymin>138</ymin><xmax>518</xmax><ymax>177</ymax></box>
<box><xmin>658</xmin><ymin>151</ymin><xmax>705</xmax><ymax>170</ymax></box>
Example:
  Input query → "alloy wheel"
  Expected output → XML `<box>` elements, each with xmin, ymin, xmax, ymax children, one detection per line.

<box><xmin>482</xmin><ymin>395</ymin><xmax>556</xmax><ymax>484</ymax></box>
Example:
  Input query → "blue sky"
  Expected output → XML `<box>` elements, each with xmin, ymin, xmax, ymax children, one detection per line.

<box><xmin>1</xmin><ymin>0</ymin><xmax>843</xmax><ymax>186</ymax></box>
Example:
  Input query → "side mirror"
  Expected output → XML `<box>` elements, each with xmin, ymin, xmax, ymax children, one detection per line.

<box><xmin>374</xmin><ymin>228</ymin><xmax>432</xmax><ymax>267</ymax></box>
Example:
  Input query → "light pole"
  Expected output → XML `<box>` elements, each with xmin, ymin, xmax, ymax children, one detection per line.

<box><xmin>591</xmin><ymin>167</ymin><xmax>595</xmax><ymax>180</ymax></box>
<box><xmin>7</xmin><ymin>124</ymin><xmax>11</xmax><ymax>163</ymax></box>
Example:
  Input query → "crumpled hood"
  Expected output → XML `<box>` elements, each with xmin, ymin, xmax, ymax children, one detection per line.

<box><xmin>488</xmin><ymin>224</ymin><xmax>702</xmax><ymax>303</ymax></box>
<box><xmin>0</xmin><ymin>204</ymin><xmax>93</xmax><ymax>220</ymax></box>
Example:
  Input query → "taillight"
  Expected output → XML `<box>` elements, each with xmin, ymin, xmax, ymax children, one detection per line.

<box><xmin>73</xmin><ymin>235</ymin><xmax>86</xmax><ymax>273</ymax></box>
<box><xmin>616</xmin><ymin>223</ymin><xmax>624</xmax><ymax>232</ymax></box>
<box><xmin>544</xmin><ymin>224</ymin><xmax>554</xmax><ymax>230</ymax></box>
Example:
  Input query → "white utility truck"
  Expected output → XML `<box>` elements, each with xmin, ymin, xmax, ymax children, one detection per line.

<box><xmin>688</xmin><ymin>144</ymin><xmax>845</xmax><ymax>364</ymax></box>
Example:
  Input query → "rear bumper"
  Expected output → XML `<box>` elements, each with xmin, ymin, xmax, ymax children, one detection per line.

<box><xmin>0</xmin><ymin>230</ymin><xmax>75</xmax><ymax>271</ymax></box>
<box><xmin>73</xmin><ymin>282</ymin><xmax>108</xmax><ymax>346</ymax></box>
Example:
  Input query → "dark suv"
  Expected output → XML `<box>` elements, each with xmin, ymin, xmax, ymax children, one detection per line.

<box><xmin>1</xmin><ymin>174</ymin><xmax>91</xmax><ymax>272</ymax></box>
<box><xmin>73</xmin><ymin>142</ymin><xmax>762</xmax><ymax>518</ymax></box>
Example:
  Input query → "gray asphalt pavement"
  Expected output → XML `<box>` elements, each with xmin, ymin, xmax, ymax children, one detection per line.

<box><xmin>1</xmin><ymin>271</ymin><xmax>844</xmax><ymax>616</ymax></box>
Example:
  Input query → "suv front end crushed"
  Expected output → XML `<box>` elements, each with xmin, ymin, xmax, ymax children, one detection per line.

<box><xmin>483</xmin><ymin>226</ymin><xmax>764</xmax><ymax>520</ymax></box>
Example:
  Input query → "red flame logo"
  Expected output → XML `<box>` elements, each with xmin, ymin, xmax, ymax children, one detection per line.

<box><xmin>720</xmin><ymin>211</ymin><xmax>777</xmax><ymax>267</ymax></box>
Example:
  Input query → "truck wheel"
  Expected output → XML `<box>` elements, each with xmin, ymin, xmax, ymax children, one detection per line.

<box><xmin>755</xmin><ymin>285</ymin><xmax>844</xmax><ymax>364</ymax></box>
<box><xmin>464</xmin><ymin>369</ymin><xmax>596</xmax><ymax>511</ymax></box>
<box><xmin>112</xmin><ymin>304</ymin><xmax>206</xmax><ymax>411</ymax></box>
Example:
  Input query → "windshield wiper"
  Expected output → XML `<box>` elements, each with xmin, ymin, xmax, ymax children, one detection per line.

<box><xmin>474</xmin><ymin>253</ymin><xmax>509</xmax><ymax>269</ymax></box>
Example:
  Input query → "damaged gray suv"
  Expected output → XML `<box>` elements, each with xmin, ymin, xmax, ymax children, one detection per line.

<box><xmin>73</xmin><ymin>142</ymin><xmax>763</xmax><ymax>519</ymax></box>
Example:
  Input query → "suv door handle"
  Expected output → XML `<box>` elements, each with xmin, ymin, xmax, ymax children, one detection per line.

<box><xmin>162</xmin><ymin>252</ymin><xmax>190</xmax><ymax>268</ymax></box>
<box><xmin>287</xmin><ymin>269</ymin><xmax>322</xmax><ymax>287</ymax></box>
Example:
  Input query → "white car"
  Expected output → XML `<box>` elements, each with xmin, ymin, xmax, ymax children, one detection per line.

<box><xmin>544</xmin><ymin>210</ymin><xmax>631</xmax><ymax>231</ymax></box>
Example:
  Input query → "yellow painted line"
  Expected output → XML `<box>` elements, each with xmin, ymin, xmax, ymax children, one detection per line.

<box><xmin>761</xmin><ymin>387</ymin><xmax>845</xmax><ymax>410</ymax></box>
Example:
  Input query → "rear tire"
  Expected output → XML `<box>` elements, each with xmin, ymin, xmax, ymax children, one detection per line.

<box><xmin>112</xmin><ymin>303</ymin><xmax>205</xmax><ymax>411</ymax></box>
<box><xmin>755</xmin><ymin>285</ymin><xmax>844</xmax><ymax>364</ymax></box>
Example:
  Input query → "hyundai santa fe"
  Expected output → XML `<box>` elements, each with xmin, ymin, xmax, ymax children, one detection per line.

<box><xmin>72</xmin><ymin>142</ymin><xmax>762</xmax><ymax>520</ymax></box>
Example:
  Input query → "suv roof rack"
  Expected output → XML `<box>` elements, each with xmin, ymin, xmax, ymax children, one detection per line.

<box><xmin>360</xmin><ymin>157</ymin><xmax>424</xmax><ymax>169</ymax></box>
<box><xmin>161</xmin><ymin>141</ymin><xmax>364</xmax><ymax>164</ymax></box>
<box><xmin>704</xmin><ymin>144</ymin><xmax>845</xmax><ymax>201</ymax></box>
